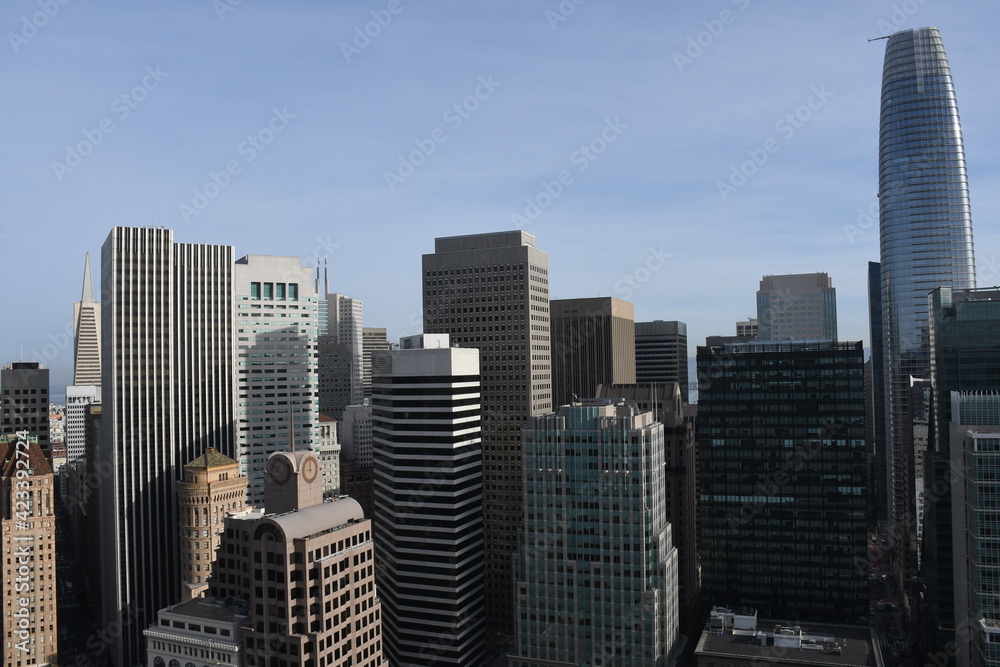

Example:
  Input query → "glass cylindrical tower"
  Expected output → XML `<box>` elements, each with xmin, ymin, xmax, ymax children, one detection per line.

<box><xmin>878</xmin><ymin>25</ymin><xmax>975</xmax><ymax>577</ymax></box>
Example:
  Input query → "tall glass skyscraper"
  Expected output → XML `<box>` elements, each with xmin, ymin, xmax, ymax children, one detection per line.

<box><xmin>878</xmin><ymin>27</ymin><xmax>976</xmax><ymax>572</ymax></box>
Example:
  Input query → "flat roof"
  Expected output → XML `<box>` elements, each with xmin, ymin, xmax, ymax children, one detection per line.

<box><xmin>695</xmin><ymin>621</ymin><xmax>876</xmax><ymax>666</ymax></box>
<box><xmin>161</xmin><ymin>597</ymin><xmax>248</xmax><ymax>624</ymax></box>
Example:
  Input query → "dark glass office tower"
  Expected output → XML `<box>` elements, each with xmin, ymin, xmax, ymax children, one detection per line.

<box><xmin>878</xmin><ymin>27</ymin><xmax>975</xmax><ymax>583</ymax></box>
<box><xmin>697</xmin><ymin>341</ymin><xmax>867</xmax><ymax>623</ymax></box>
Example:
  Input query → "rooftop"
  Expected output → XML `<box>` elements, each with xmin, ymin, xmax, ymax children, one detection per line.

<box><xmin>185</xmin><ymin>446</ymin><xmax>238</xmax><ymax>470</ymax></box>
<box><xmin>694</xmin><ymin>609</ymin><xmax>876</xmax><ymax>666</ymax></box>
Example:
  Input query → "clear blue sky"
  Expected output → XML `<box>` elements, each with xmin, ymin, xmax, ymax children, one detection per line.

<box><xmin>3</xmin><ymin>1</ymin><xmax>998</xmax><ymax>400</ymax></box>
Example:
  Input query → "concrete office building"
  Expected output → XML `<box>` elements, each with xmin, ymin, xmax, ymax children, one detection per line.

<box><xmin>422</xmin><ymin>230</ymin><xmax>551</xmax><ymax>640</ymax></box>
<box><xmin>511</xmin><ymin>400</ymin><xmax>679</xmax><ymax>666</ymax></box>
<box><xmin>550</xmin><ymin>297</ymin><xmax>635</xmax><ymax>409</ymax></box>
<box><xmin>64</xmin><ymin>385</ymin><xmax>99</xmax><ymax>464</ymax></box>
<box><xmin>2</xmin><ymin>362</ymin><xmax>50</xmax><ymax>459</ymax></box>
<box><xmin>756</xmin><ymin>273</ymin><xmax>837</xmax><ymax>342</ymax></box>
<box><xmin>318</xmin><ymin>293</ymin><xmax>364</xmax><ymax>419</ymax></box>
<box><xmin>99</xmin><ymin>227</ymin><xmax>235</xmax><ymax>667</ymax></box>
<box><xmin>315</xmin><ymin>414</ymin><xmax>340</xmax><ymax>498</ymax></box>
<box><xmin>176</xmin><ymin>448</ymin><xmax>247</xmax><ymax>600</ymax></box>
<box><xmin>362</xmin><ymin>327</ymin><xmax>390</xmax><ymax>400</ymax></box>
<box><xmin>234</xmin><ymin>255</ymin><xmax>319</xmax><ymax>506</ymax></box>
<box><xmin>0</xmin><ymin>433</ymin><xmax>57</xmax><ymax>667</ymax></box>
<box><xmin>209</xmin><ymin>450</ymin><xmax>384</xmax><ymax>667</ymax></box>
<box><xmin>144</xmin><ymin>598</ymin><xmax>246</xmax><ymax>667</ymax></box>
<box><xmin>635</xmin><ymin>320</ymin><xmax>689</xmax><ymax>401</ymax></box>
<box><xmin>372</xmin><ymin>335</ymin><xmax>486</xmax><ymax>666</ymax></box>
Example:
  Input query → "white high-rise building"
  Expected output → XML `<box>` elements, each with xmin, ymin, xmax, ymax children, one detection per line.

<box><xmin>372</xmin><ymin>335</ymin><xmax>486</xmax><ymax>666</ymax></box>
<box><xmin>64</xmin><ymin>385</ymin><xmax>100</xmax><ymax>464</ymax></box>
<box><xmin>99</xmin><ymin>227</ymin><xmax>234</xmax><ymax>667</ymax></box>
<box><xmin>233</xmin><ymin>255</ymin><xmax>319</xmax><ymax>506</ymax></box>
<box><xmin>73</xmin><ymin>252</ymin><xmax>102</xmax><ymax>387</ymax></box>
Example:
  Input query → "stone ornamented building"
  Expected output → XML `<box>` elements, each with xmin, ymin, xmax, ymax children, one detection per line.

<box><xmin>1</xmin><ymin>432</ymin><xmax>57</xmax><ymax>667</ymax></box>
<box><xmin>176</xmin><ymin>447</ymin><xmax>247</xmax><ymax>600</ymax></box>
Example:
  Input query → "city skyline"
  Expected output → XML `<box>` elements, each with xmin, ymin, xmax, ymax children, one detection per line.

<box><xmin>4</xmin><ymin>3</ymin><xmax>1000</xmax><ymax>397</ymax></box>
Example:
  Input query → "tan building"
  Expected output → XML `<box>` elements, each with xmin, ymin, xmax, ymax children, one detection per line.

<box><xmin>550</xmin><ymin>296</ymin><xmax>635</xmax><ymax>408</ymax></box>
<box><xmin>423</xmin><ymin>230</ymin><xmax>551</xmax><ymax>640</ymax></box>
<box><xmin>177</xmin><ymin>447</ymin><xmax>247</xmax><ymax>600</ymax></box>
<box><xmin>209</xmin><ymin>450</ymin><xmax>383</xmax><ymax>666</ymax></box>
<box><xmin>0</xmin><ymin>432</ymin><xmax>57</xmax><ymax>667</ymax></box>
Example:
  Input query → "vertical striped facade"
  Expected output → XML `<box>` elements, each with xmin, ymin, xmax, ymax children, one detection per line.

<box><xmin>100</xmin><ymin>227</ymin><xmax>233</xmax><ymax>667</ymax></box>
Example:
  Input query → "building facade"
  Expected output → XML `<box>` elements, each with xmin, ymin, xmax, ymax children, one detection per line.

<box><xmin>422</xmin><ymin>230</ymin><xmax>552</xmax><ymax>639</ymax></box>
<box><xmin>597</xmin><ymin>382</ymin><xmax>700</xmax><ymax>637</ymax></box>
<box><xmin>878</xmin><ymin>27</ymin><xmax>976</xmax><ymax>585</ymax></box>
<box><xmin>372</xmin><ymin>336</ymin><xmax>486</xmax><ymax>666</ymax></box>
<box><xmin>756</xmin><ymin>273</ymin><xmax>837</xmax><ymax>342</ymax></box>
<box><xmin>362</xmin><ymin>327</ymin><xmax>390</xmax><ymax>400</ymax></box>
<box><xmin>176</xmin><ymin>447</ymin><xmax>247</xmax><ymax>600</ymax></box>
<box><xmin>696</xmin><ymin>341</ymin><xmax>867</xmax><ymax>623</ymax></box>
<box><xmin>73</xmin><ymin>252</ymin><xmax>102</xmax><ymax>387</ymax></box>
<box><xmin>1</xmin><ymin>363</ymin><xmax>51</xmax><ymax>459</ymax></box>
<box><xmin>63</xmin><ymin>385</ymin><xmax>100</xmax><ymax>465</ymax></box>
<box><xmin>99</xmin><ymin>227</ymin><xmax>235</xmax><ymax>667</ymax></box>
<box><xmin>550</xmin><ymin>297</ymin><xmax>635</xmax><ymax>409</ymax></box>
<box><xmin>209</xmin><ymin>451</ymin><xmax>384</xmax><ymax>667</ymax></box>
<box><xmin>233</xmin><ymin>255</ymin><xmax>319</xmax><ymax>506</ymax></box>
<box><xmin>318</xmin><ymin>293</ymin><xmax>364</xmax><ymax>419</ymax></box>
<box><xmin>0</xmin><ymin>433</ymin><xmax>57</xmax><ymax>667</ymax></box>
<box><xmin>635</xmin><ymin>320</ymin><xmax>689</xmax><ymax>401</ymax></box>
<box><xmin>511</xmin><ymin>401</ymin><xmax>679</xmax><ymax>666</ymax></box>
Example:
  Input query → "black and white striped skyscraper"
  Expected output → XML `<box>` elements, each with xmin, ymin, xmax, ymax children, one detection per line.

<box><xmin>372</xmin><ymin>334</ymin><xmax>486</xmax><ymax>666</ymax></box>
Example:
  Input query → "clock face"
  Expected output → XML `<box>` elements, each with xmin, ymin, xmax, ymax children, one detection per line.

<box><xmin>270</xmin><ymin>457</ymin><xmax>291</xmax><ymax>485</ymax></box>
<box><xmin>302</xmin><ymin>457</ymin><xmax>318</xmax><ymax>483</ymax></box>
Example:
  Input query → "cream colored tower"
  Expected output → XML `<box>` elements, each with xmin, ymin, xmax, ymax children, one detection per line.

<box><xmin>1</xmin><ymin>433</ymin><xmax>57</xmax><ymax>667</ymax></box>
<box><xmin>176</xmin><ymin>447</ymin><xmax>247</xmax><ymax>600</ymax></box>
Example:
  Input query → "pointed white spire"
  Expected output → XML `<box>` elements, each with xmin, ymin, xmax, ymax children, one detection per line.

<box><xmin>81</xmin><ymin>252</ymin><xmax>95</xmax><ymax>304</ymax></box>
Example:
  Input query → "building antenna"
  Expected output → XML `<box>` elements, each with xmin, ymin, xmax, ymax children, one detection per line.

<box><xmin>868</xmin><ymin>35</ymin><xmax>890</xmax><ymax>42</ymax></box>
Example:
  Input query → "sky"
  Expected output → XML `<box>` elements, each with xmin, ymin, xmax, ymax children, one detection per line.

<box><xmin>2</xmin><ymin>0</ymin><xmax>999</xmax><ymax>401</ymax></box>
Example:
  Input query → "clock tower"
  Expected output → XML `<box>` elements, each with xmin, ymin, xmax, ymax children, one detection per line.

<box><xmin>264</xmin><ymin>450</ymin><xmax>324</xmax><ymax>513</ymax></box>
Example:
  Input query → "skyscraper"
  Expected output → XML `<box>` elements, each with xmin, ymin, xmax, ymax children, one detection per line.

<box><xmin>208</xmin><ymin>451</ymin><xmax>384</xmax><ymax>667</ymax></box>
<box><xmin>878</xmin><ymin>27</ymin><xmax>976</xmax><ymax>567</ymax></box>
<box><xmin>422</xmin><ymin>230</ymin><xmax>551</xmax><ymax>640</ymax></box>
<box><xmin>233</xmin><ymin>255</ymin><xmax>319</xmax><ymax>506</ymax></box>
<box><xmin>372</xmin><ymin>335</ymin><xmax>486</xmax><ymax>666</ymax></box>
<box><xmin>1</xmin><ymin>362</ymin><xmax>51</xmax><ymax>458</ymax></box>
<box><xmin>317</xmin><ymin>293</ymin><xmax>364</xmax><ymax>420</ymax></box>
<box><xmin>1</xmin><ymin>432</ymin><xmax>57</xmax><ymax>667</ymax></box>
<box><xmin>756</xmin><ymin>272</ymin><xmax>837</xmax><ymax>342</ymax></box>
<box><xmin>175</xmin><ymin>447</ymin><xmax>247</xmax><ymax>600</ymax></box>
<box><xmin>510</xmin><ymin>400</ymin><xmax>679</xmax><ymax>666</ymax></box>
<box><xmin>73</xmin><ymin>252</ymin><xmax>102</xmax><ymax>387</ymax></box>
<box><xmin>362</xmin><ymin>327</ymin><xmax>390</xmax><ymax>399</ymax></box>
<box><xmin>99</xmin><ymin>227</ymin><xmax>234</xmax><ymax>667</ymax></box>
<box><xmin>696</xmin><ymin>340</ymin><xmax>867</xmax><ymax>623</ymax></box>
<box><xmin>635</xmin><ymin>320</ymin><xmax>689</xmax><ymax>400</ymax></box>
<box><xmin>423</xmin><ymin>231</ymin><xmax>552</xmax><ymax>637</ymax></box>
<box><xmin>550</xmin><ymin>296</ymin><xmax>635</xmax><ymax>408</ymax></box>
